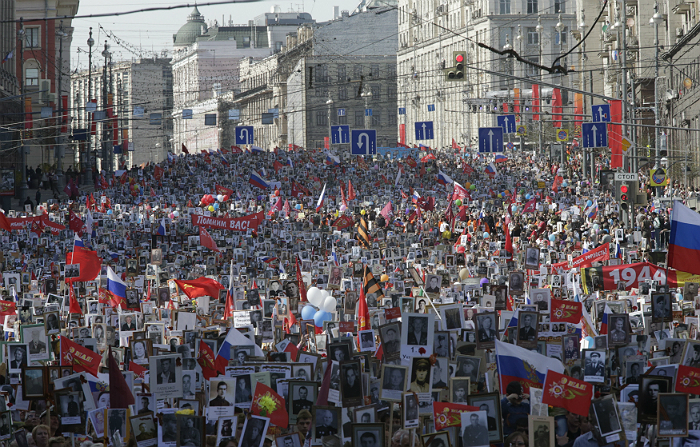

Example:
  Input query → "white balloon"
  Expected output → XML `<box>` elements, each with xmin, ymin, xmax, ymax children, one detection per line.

<box><xmin>217</xmin><ymin>194</ymin><xmax>224</xmax><ymax>202</ymax></box>
<box><xmin>321</xmin><ymin>296</ymin><xmax>337</xmax><ymax>312</ymax></box>
<box><xmin>321</xmin><ymin>290</ymin><xmax>330</xmax><ymax>299</ymax></box>
<box><xmin>307</xmin><ymin>287</ymin><xmax>323</xmax><ymax>306</ymax></box>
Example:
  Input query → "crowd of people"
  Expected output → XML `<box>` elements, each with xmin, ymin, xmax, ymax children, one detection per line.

<box><xmin>0</xmin><ymin>145</ymin><xmax>696</xmax><ymax>447</ymax></box>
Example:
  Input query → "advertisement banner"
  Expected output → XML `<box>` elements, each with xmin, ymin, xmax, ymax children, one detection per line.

<box><xmin>190</xmin><ymin>211</ymin><xmax>264</xmax><ymax>232</ymax></box>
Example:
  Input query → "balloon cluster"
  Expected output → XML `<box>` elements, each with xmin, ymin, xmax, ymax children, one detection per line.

<box><xmin>304</xmin><ymin>287</ymin><xmax>337</xmax><ymax>327</ymax></box>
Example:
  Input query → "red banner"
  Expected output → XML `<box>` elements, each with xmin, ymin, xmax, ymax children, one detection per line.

<box><xmin>339</xmin><ymin>322</ymin><xmax>355</xmax><ymax>332</ymax></box>
<box><xmin>433</xmin><ymin>402</ymin><xmax>480</xmax><ymax>431</ymax></box>
<box><xmin>197</xmin><ymin>340</ymin><xmax>219</xmax><ymax>380</ymax></box>
<box><xmin>7</xmin><ymin>214</ymin><xmax>65</xmax><ymax>234</ymax></box>
<box><xmin>581</xmin><ymin>262</ymin><xmax>682</xmax><ymax>293</ymax></box>
<box><xmin>60</xmin><ymin>336</ymin><xmax>100</xmax><ymax>376</ymax></box>
<box><xmin>385</xmin><ymin>307</ymin><xmax>401</xmax><ymax>320</ymax></box>
<box><xmin>215</xmin><ymin>184</ymin><xmax>234</xmax><ymax>196</ymax></box>
<box><xmin>676</xmin><ymin>365</ymin><xmax>700</xmax><ymax>394</ymax></box>
<box><xmin>571</xmin><ymin>244</ymin><xmax>610</xmax><ymax>268</ymax></box>
<box><xmin>541</xmin><ymin>370</ymin><xmax>592</xmax><ymax>417</ymax></box>
<box><xmin>190</xmin><ymin>211</ymin><xmax>264</xmax><ymax>232</ymax></box>
<box><xmin>0</xmin><ymin>300</ymin><xmax>16</xmax><ymax>316</ymax></box>
<box><xmin>331</xmin><ymin>215</ymin><xmax>354</xmax><ymax>231</ymax></box>
<box><xmin>251</xmin><ymin>382</ymin><xmax>289</xmax><ymax>428</ymax></box>
<box><xmin>550</xmin><ymin>299</ymin><xmax>582</xmax><ymax>324</ymax></box>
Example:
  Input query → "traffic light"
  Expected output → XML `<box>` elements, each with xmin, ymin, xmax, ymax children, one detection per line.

<box><xmin>445</xmin><ymin>51</ymin><xmax>466</xmax><ymax>81</ymax></box>
<box><xmin>619</xmin><ymin>183</ymin><xmax>629</xmax><ymax>202</ymax></box>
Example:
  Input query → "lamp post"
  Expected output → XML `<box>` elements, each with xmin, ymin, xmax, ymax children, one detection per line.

<box><xmin>56</xmin><ymin>21</ymin><xmax>67</xmax><ymax>189</ymax></box>
<box><xmin>326</xmin><ymin>93</ymin><xmax>333</xmax><ymax>150</ymax></box>
<box><xmin>536</xmin><ymin>15</ymin><xmax>544</xmax><ymax>155</ymax></box>
<box><xmin>503</xmin><ymin>35</ymin><xmax>513</xmax><ymax>152</ymax></box>
<box><xmin>18</xmin><ymin>18</ymin><xmax>28</xmax><ymax>203</ymax></box>
<box><xmin>86</xmin><ymin>28</ymin><xmax>94</xmax><ymax>185</ymax></box>
<box><xmin>361</xmin><ymin>85</ymin><xmax>372</xmax><ymax>129</ymax></box>
<box><xmin>101</xmin><ymin>41</ymin><xmax>110</xmax><ymax>176</ymax></box>
<box><xmin>652</xmin><ymin>5</ymin><xmax>664</xmax><ymax>171</ymax></box>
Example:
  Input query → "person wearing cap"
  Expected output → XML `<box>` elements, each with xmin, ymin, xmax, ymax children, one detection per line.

<box><xmin>409</xmin><ymin>359</ymin><xmax>431</xmax><ymax>393</ymax></box>
<box><xmin>501</xmin><ymin>381</ymin><xmax>530</xmax><ymax>437</ymax></box>
<box><xmin>584</xmin><ymin>352</ymin><xmax>604</xmax><ymax>377</ymax></box>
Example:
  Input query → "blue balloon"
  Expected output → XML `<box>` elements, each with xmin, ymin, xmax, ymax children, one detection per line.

<box><xmin>549</xmin><ymin>234</ymin><xmax>556</xmax><ymax>241</ymax></box>
<box><xmin>301</xmin><ymin>305</ymin><xmax>317</xmax><ymax>320</ymax></box>
<box><xmin>586</xmin><ymin>200</ymin><xmax>593</xmax><ymax>207</ymax></box>
<box><xmin>525</xmin><ymin>194</ymin><xmax>531</xmax><ymax>200</ymax></box>
<box><xmin>313</xmin><ymin>310</ymin><xmax>331</xmax><ymax>327</ymax></box>
<box><xmin>213</xmin><ymin>203</ymin><xmax>219</xmax><ymax>210</ymax></box>
<box><xmin>295</xmin><ymin>204</ymin><xmax>301</xmax><ymax>210</ymax></box>
<box><xmin>106</xmin><ymin>209</ymin><xmax>113</xmax><ymax>215</ymax></box>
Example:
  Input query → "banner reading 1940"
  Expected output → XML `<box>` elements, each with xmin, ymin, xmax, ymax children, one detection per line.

<box><xmin>581</xmin><ymin>261</ymin><xmax>700</xmax><ymax>293</ymax></box>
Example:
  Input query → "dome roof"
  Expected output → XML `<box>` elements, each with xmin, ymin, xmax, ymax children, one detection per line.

<box><xmin>173</xmin><ymin>6</ymin><xmax>207</xmax><ymax>47</ymax></box>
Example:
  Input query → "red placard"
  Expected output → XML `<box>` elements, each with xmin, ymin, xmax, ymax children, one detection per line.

<box><xmin>339</xmin><ymin>322</ymin><xmax>355</xmax><ymax>333</ymax></box>
<box><xmin>385</xmin><ymin>307</ymin><xmax>401</xmax><ymax>320</ymax></box>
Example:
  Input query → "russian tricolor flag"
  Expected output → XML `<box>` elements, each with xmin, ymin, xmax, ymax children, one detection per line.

<box><xmin>599</xmin><ymin>304</ymin><xmax>612</xmax><ymax>334</ymax></box>
<box><xmin>325</xmin><ymin>154</ymin><xmax>340</xmax><ymax>166</ymax></box>
<box><xmin>251</xmin><ymin>146</ymin><xmax>264</xmax><ymax>153</ymax></box>
<box><xmin>495</xmin><ymin>340</ymin><xmax>565</xmax><ymax>394</ymax></box>
<box><xmin>106</xmin><ymin>266</ymin><xmax>127</xmax><ymax>303</ymax></box>
<box><xmin>287</xmin><ymin>157</ymin><xmax>294</xmax><ymax>168</ymax></box>
<box><xmin>484</xmin><ymin>163</ymin><xmax>497</xmax><ymax>177</ymax></box>
<box><xmin>316</xmin><ymin>183</ymin><xmax>327</xmax><ymax>213</ymax></box>
<box><xmin>586</xmin><ymin>201</ymin><xmax>598</xmax><ymax>220</ymax></box>
<box><xmin>412</xmin><ymin>190</ymin><xmax>422</xmax><ymax>204</ymax></box>
<box><xmin>74</xmin><ymin>234</ymin><xmax>86</xmax><ymax>248</ymax></box>
<box><xmin>157</xmin><ymin>218</ymin><xmax>167</xmax><ymax>236</ymax></box>
<box><xmin>668</xmin><ymin>201</ymin><xmax>700</xmax><ymax>274</ymax></box>
<box><xmin>494</xmin><ymin>154</ymin><xmax>508</xmax><ymax>163</ymax></box>
<box><xmin>216</xmin><ymin>326</ymin><xmax>264</xmax><ymax>371</ymax></box>
<box><xmin>436</xmin><ymin>170</ymin><xmax>453</xmax><ymax>185</ymax></box>
<box><xmin>249</xmin><ymin>170</ymin><xmax>270</xmax><ymax>189</ymax></box>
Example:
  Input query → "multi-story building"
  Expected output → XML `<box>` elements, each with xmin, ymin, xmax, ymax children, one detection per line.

<box><xmin>15</xmin><ymin>0</ymin><xmax>79</xmax><ymax>179</ymax></box>
<box><xmin>171</xmin><ymin>6</ymin><xmax>315</xmax><ymax>154</ymax></box>
<box><xmin>397</xmin><ymin>0</ymin><xmax>575</xmax><ymax>151</ymax></box>
<box><xmin>286</xmin><ymin>6</ymin><xmax>399</xmax><ymax>150</ymax></box>
<box><xmin>0</xmin><ymin>0</ymin><xmax>21</xmax><ymax>207</ymax></box>
<box><xmin>71</xmin><ymin>57</ymin><xmax>173</xmax><ymax>170</ymax></box>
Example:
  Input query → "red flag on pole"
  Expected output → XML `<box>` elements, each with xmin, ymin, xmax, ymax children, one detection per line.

<box><xmin>357</xmin><ymin>266</ymin><xmax>371</xmax><ymax>332</ymax></box>
<box><xmin>552</xmin><ymin>88</ymin><xmax>562</xmax><ymax>128</ymax></box>
<box><xmin>541</xmin><ymin>370</ymin><xmax>592</xmax><ymax>417</ymax></box>
<box><xmin>182</xmin><ymin>143</ymin><xmax>189</xmax><ymax>154</ymax></box>
<box><xmin>199</xmin><ymin>226</ymin><xmax>220</xmax><ymax>252</ymax></box>
<box><xmin>296</xmin><ymin>257</ymin><xmax>307</xmax><ymax>302</ymax></box>
<box><xmin>68</xmin><ymin>282</ymin><xmax>83</xmax><ymax>315</ymax></box>
<box><xmin>108</xmin><ymin>346</ymin><xmax>135</xmax><ymax>408</ymax></box>
<box><xmin>347</xmin><ymin>180</ymin><xmax>356</xmax><ymax>200</ymax></box>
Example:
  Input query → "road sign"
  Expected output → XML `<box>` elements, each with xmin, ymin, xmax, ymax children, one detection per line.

<box><xmin>582</xmin><ymin>123</ymin><xmax>608</xmax><ymax>148</ymax></box>
<box><xmin>497</xmin><ymin>115</ymin><xmax>516</xmax><ymax>134</ymax></box>
<box><xmin>478</xmin><ymin>127</ymin><xmax>504</xmax><ymax>153</ymax></box>
<box><xmin>365</xmin><ymin>109</ymin><xmax>373</xmax><ymax>116</ymax></box>
<box><xmin>621</xmin><ymin>137</ymin><xmax>632</xmax><ymax>153</ymax></box>
<box><xmin>414</xmin><ymin>121</ymin><xmax>434</xmax><ymax>140</ymax></box>
<box><xmin>337</xmin><ymin>108</ymin><xmax>345</xmax><ymax>116</ymax></box>
<box><xmin>235</xmin><ymin>126</ymin><xmax>254</xmax><ymax>145</ymax></box>
<box><xmin>398</xmin><ymin>107</ymin><xmax>406</xmax><ymax>115</ymax></box>
<box><xmin>591</xmin><ymin>104</ymin><xmax>611</xmax><ymax>122</ymax></box>
<box><xmin>556</xmin><ymin>129</ymin><xmax>569</xmax><ymax>142</ymax></box>
<box><xmin>516</xmin><ymin>125</ymin><xmax>527</xmax><ymax>136</ymax></box>
<box><xmin>331</xmin><ymin>125</ymin><xmax>350</xmax><ymax>144</ymax></box>
<box><xmin>351</xmin><ymin>129</ymin><xmax>377</xmax><ymax>155</ymax></box>
<box><xmin>614</xmin><ymin>173</ymin><xmax>639</xmax><ymax>182</ymax></box>
<box><xmin>506</xmin><ymin>142</ymin><xmax>514</xmax><ymax>150</ymax></box>
<box><xmin>650</xmin><ymin>168</ymin><xmax>669</xmax><ymax>186</ymax></box>
<box><xmin>428</xmin><ymin>104</ymin><xmax>436</xmax><ymax>112</ymax></box>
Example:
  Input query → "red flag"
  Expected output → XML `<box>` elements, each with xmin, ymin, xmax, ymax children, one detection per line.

<box><xmin>676</xmin><ymin>365</ymin><xmax>700</xmax><ymax>394</ymax></box>
<box><xmin>432</xmin><ymin>402</ymin><xmax>480</xmax><ymax>431</ymax></box>
<box><xmin>550</xmin><ymin>299</ymin><xmax>583</xmax><ymax>324</ymax></box>
<box><xmin>452</xmin><ymin>139</ymin><xmax>461</xmax><ymax>150</ymax></box>
<box><xmin>0</xmin><ymin>212</ymin><xmax>12</xmax><ymax>232</ymax></box>
<box><xmin>405</xmin><ymin>156</ymin><xmax>417</xmax><ymax>168</ymax></box>
<box><xmin>153</xmin><ymin>165</ymin><xmax>164</xmax><ymax>181</ymax></box>
<box><xmin>197</xmin><ymin>340</ymin><xmax>220</xmax><ymax>380</ymax></box>
<box><xmin>339</xmin><ymin>182</ymin><xmax>348</xmax><ymax>209</ymax></box>
<box><xmin>541</xmin><ymin>370</ymin><xmax>593</xmax><ymax>417</ymax></box>
<box><xmin>267</xmin><ymin>197</ymin><xmax>282</xmax><ymax>216</ymax></box>
<box><xmin>421</xmin><ymin>154</ymin><xmax>437</xmax><ymax>162</ymax></box>
<box><xmin>251</xmin><ymin>382</ymin><xmax>289</xmax><ymax>428</ymax></box>
<box><xmin>357</xmin><ymin>268</ymin><xmax>371</xmax><ymax>332</ymax></box>
<box><xmin>291</xmin><ymin>180</ymin><xmax>311</xmax><ymax>198</ymax></box>
<box><xmin>69</xmin><ymin>211</ymin><xmax>83</xmax><ymax>235</ymax></box>
<box><xmin>224</xmin><ymin>289</ymin><xmax>235</xmax><ymax>319</ymax></box>
<box><xmin>68</xmin><ymin>282</ymin><xmax>83</xmax><ymax>315</ymax></box>
<box><xmin>532</xmin><ymin>84</ymin><xmax>540</xmax><ymax>121</ymax></box>
<box><xmin>609</xmin><ymin>99</ymin><xmax>623</xmax><ymax>169</ymax></box>
<box><xmin>296</xmin><ymin>257</ymin><xmax>307</xmax><ymax>302</ymax></box>
<box><xmin>108</xmin><ymin>346</ymin><xmax>135</xmax><ymax>408</ymax></box>
<box><xmin>198</xmin><ymin>226</ymin><xmax>220</xmax><ymax>252</ymax></box>
<box><xmin>65</xmin><ymin>248</ymin><xmax>102</xmax><ymax>282</ymax></box>
<box><xmin>0</xmin><ymin>300</ymin><xmax>16</xmax><ymax>316</ymax></box>
<box><xmin>505</xmin><ymin>228</ymin><xmax>513</xmax><ymax>260</ymax></box>
<box><xmin>273</xmin><ymin>160</ymin><xmax>284</xmax><ymax>173</ymax></box>
<box><xmin>129</xmin><ymin>361</ymin><xmax>147</xmax><ymax>380</ymax></box>
<box><xmin>522</xmin><ymin>198</ymin><xmax>537</xmax><ymax>213</ymax></box>
<box><xmin>347</xmin><ymin>180</ymin><xmax>356</xmax><ymax>200</ymax></box>
<box><xmin>174</xmin><ymin>278</ymin><xmax>225</xmax><ymax>299</ymax></box>
<box><xmin>552</xmin><ymin>175</ymin><xmax>563</xmax><ymax>193</ymax></box>
<box><xmin>60</xmin><ymin>336</ymin><xmax>100</xmax><ymax>376</ymax></box>
<box><xmin>182</xmin><ymin>143</ymin><xmax>189</xmax><ymax>154</ymax></box>
<box><xmin>316</xmin><ymin>356</ymin><xmax>333</xmax><ymax>406</ymax></box>
<box><xmin>552</xmin><ymin>88</ymin><xmax>562</xmax><ymax>128</ymax></box>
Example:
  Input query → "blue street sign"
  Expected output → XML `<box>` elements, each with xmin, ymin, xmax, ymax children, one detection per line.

<box><xmin>591</xmin><ymin>104</ymin><xmax>611</xmax><ymax>122</ymax></box>
<box><xmin>497</xmin><ymin>114</ymin><xmax>516</xmax><ymax>134</ymax></box>
<box><xmin>428</xmin><ymin>104</ymin><xmax>436</xmax><ymax>112</ymax></box>
<box><xmin>582</xmin><ymin>122</ymin><xmax>608</xmax><ymax>148</ymax></box>
<box><xmin>331</xmin><ymin>125</ymin><xmax>350</xmax><ymax>144</ymax></box>
<box><xmin>337</xmin><ymin>108</ymin><xmax>346</xmax><ymax>117</ymax></box>
<box><xmin>365</xmin><ymin>109</ymin><xmax>373</xmax><ymax>116</ymax></box>
<box><xmin>235</xmin><ymin>126</ymin><xmax>254</xmax><ymax>145</ymax></box>
<box><xmin>414</xmin><ymin>121</ymin><xmax>434</xmax><ymax>140</ymax></box>
<box><xmin>351</xmin><ymin>129</ymin><xmax>377</xmax><ymax>155</ymax></box>
<box><xmin>478</xmin><ymin>127</ymin><xmax>504</xmax><ymax>153</ymax></box>
<box><xmin>398</xmin><ymin>107</ymin><xmax>406</xmax><ymax>115</ymax></box>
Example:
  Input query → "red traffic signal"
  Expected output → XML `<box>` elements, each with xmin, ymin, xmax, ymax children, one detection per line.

<box><xmin>455</xmin><ymin>54</ymin><xmax>464</xmax><ymax>63</ymax></box>
<box><xmin>620</xmin><ymin>185</ymin><xmax>628</xmax><ymax>193</ymax></box>
<box><xmin>620</xmin><ymin>184</ymin><xmax>628</xmax><ymax>201</ymax></box>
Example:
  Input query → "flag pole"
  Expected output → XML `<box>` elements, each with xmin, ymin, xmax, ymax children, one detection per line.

<box><xmin>418</xmin><ymin>285</ymin><xmax>443</xmax><ymax>321</ymax></box>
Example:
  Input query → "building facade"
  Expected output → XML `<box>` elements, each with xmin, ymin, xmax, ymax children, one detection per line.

<box><xmin>0</xmin><ymin>0</ymin><xmax>21</xmax><ymax>206</ymax></box>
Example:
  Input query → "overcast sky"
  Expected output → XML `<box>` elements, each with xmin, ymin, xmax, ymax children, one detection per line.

<box><xmin>70</xmin><ymin>0</ymin><xmax>363</xmax><ymax>70</ymax></box>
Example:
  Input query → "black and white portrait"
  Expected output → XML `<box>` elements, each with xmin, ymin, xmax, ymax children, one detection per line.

<box><xmin>583</xmin><ymin>350</ymin><xmax>606</xmax><ymax>383</ymax></box>
<box><xmin>524</xmin><ymin>247</ymin><xmax>540</xmax><ymax>269</ymax></box>
<box><xmin>475</xmin><ymin>312</ymin><xmax>497</xmax><ymax>349</ymax></box>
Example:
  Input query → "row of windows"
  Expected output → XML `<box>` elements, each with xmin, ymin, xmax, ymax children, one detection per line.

<box><xmin>313</xmin><ymin>64</ymin><xmax>397</xmax><ymax>84</ymax></box>
<box><xmin>313</xmin><ymin>85</ymin><xmax>398</xmax><ymax>101</ymax></box>
<box><xmin>314</xmin><ymin>110</ymin><xmax>397</xmax><ymax>127</ymax></box>
<box><xmin>500</xmin><ymin>0</ymin><xmax>566</xmax><ymax>14</ymax></box>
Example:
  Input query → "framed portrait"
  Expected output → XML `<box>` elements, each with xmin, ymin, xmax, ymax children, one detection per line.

<box><xmin>407</xmin><ymin>357</ymin><xmax>432</xmax><ymax>394</ymax></box>
<box><xmin>312</xmin><ymin>406</ymin><xmax>341</xmax><ymax>442</ymax></box>
<box><xmin>148</xmin><ymin>354</ymin><xmax>183</xmax><ymax>399</ymax></box>
<box><xmin>208</xmin><ymin>378</ymin><xmax>236</xmax><ymax>408</ymax></box>
<box><xmin>378</xmin><ymin>323</ymin><xmax>401</xmax><ymax>360</ymax></box>
<box><xmin>509</xmin><ymin>272</ymin><xmax>525</xmax><ymax>294</ymax></box>
<box><xmin>582</xmin><ymin>349</ymin><xmax>606</xmax><ymax>383</ymax></box>
<box><xmin>527</xmin><ymin>416</ymin><xmax>554</xmax><ymax>447</ymax></box>
<box><xmin>516</xmin><ymin>311</ymin><xmax>538</xmax><ymax>349</ymax></box>
<box><xmin>237</xmin><ymin>415</ymin><xmax>269</xmax><ymax>447</ymax></box>
<box><xmin>403</xmin><ymin>392</ymin><xmax>420</xmax><ymax>429</ymax></box>
<box><xmin>421</xmin><ymin>431</ymin><xmax>451</xmax><ymax>447</ymax></box>
<box><xmin>328</xmin><ymin>342</ymin><xmax>352</xmax><ymax>363</ymax></box>
<box><xmin>55</xmin><ymin>388</ymin><xmax>83</xmax><ymax>425</ymax></box>
<box><xmin>562</xmin><ymin>335</ymin><xmax>581</xmax><ymax>361</ymax></box>
<box><xmin>288</xmin><ymin>381</ymin><xmax>318</xmax><ymax>425</ymax></box>
<box><xmin>591</xmin><ymin>395</ymin><xmax>623</xmax><ymax>438</ymax></box>
<box><xmin>158</xmin><ymin>410</ymin><xmax>177</xmax><ymax>445</ymax></box>
<box><xmin>275</xmin><ymin>434</ymin><xmax>302</xmax><ymax>447</ymax></box>
<box><xmin>439</xmin><ymin>304</ymin><xmax>465</xmax><ymax>332</ymax></box>
<box><xmin>21</xmin><ymin>367</ymin><xmax>45</xmax><ymax>399</ymax></box>
<box><xmin>352</xmin><ymin>423</ymin><xmax>384</xmax><ymax>447</ymax></box>
<box><xmin>455</xmin><ymin>355</ymin><xmax>480</xmax><ymax>384</ymax></box>
<box><xmin>44</xmin><ymin>311</ymin><xmax>60</xmax><ymax>335</ymax></box>
<box><xmin>460</xmin><ymin>410</ymin><xmax>490</xmax><ymax>447</ymax></box>
<box><xmin>474</xmin><ymin>312</ymin><xmax>498</xmax><ymax>350</ymax></box>
<box><xmin>380</xmin><ymin>364</ymin><xmax>407</xmax><ymax>401</ymax></box>
<box><xmin>106</xmin><ymin>408</ymin><xmax>130</xmax><ymax>445</ymax></box>
<box><xmin>7</xmin><ymin>344</ymin><xmax>28</xmax><ymax>374</ymax></box>
<box><xmin>21</xmin><ymin>324</ymin><xmax>49</xmax><ymax>362</ymax></box>
<box><xmin>358</xmin><ymin>330</ymin><xmax>376</xmax><ymax>352</ymax></box>
<box><xmin>681</xmin><ymin>340</ymin><xmax>700</xmax><ymax>367</ymax></box>
<box><xmin>529</xmin><ymin>289</ymin><xmax>550</xmax><ymax>313</ymax></box>
<box><xmin>468</xmin><ymin>393</ymin><xmax>503</xmax><ymax>442</ymax></box>
<box><xmin>130</xmin><ymin>339</ymin><xmax>152</xmax><ymax>364</ymax></box>
<box><xmin>652</xmin><ymin>293</ymin><xmax>673</xmax><ymax>322</ymax></box>
<box><xmin>433</xmin><ymin>331</ymin><xmax>450</xmax><ymax>358</ymax></box>
<box><xmin>450</xmin><ymin>377</ymin><xmax>470</xmax><ymax>403</ymax></box>
<box><xmin>130</xmin><ymin>412</ymin><xmax>158</xmax><ymax>447</ymax></box>
<box><xmin>353</xmin><ymin>405</ymin><xmax>378</xmax><ymax>424</ymax></box>
<box><xmin>638</xmin><ymin>375</ymin><xmax>672</xmax><ymax>423</ymax></box>
<box><xmin>400</xmin><ymin>313</ymin><xmax>435</xmax><ymax>358</ymax></box>
<box><xmin>657</xmin><ymin>393</ymin><xmax>689</xmax><ymax>437</ymax></box>
<box><xmin>176</xmin><ymin>414</ymin><xmax>204</xmax><ymax>447</ymax></box>
<box><xmin>340</xmin><ymin>359</ymin><xmax>363</xmax><ymax>407</ymax></box>
<box><xmin>524</xmin><ymin>247</ymin><xmax>540</xmax><ymax>270</ymax></box>
<box><xmin>608</xmin><ymin>314</ymin><xmax>631</xmax><ymax>346</ymax></box>
<box><xmin>400</xmin><ymin>297</ymin><xmax>416</xmax><ymax>315</ymax></box>
<box><xmin>425</xmin><ymin>274</ymin><xmax>442</xmax><ymax>297</ymax></box>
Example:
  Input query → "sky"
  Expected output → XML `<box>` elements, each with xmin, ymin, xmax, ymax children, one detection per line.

<box><xmin>70</xmin><ymin>0</ymin><xmax>364</xmax><ymax>70</ymax></box>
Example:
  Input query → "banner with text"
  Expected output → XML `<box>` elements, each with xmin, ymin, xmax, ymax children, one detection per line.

<box><xmin>191</xmin><ymin>211</ymin><xmax>264</xmax><ymax>232</ymax></box>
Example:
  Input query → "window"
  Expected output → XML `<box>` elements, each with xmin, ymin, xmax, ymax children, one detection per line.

<box><xmin>338</xmin><ymin>114</ymin><xmax>347</xmax><ymax>125</ymax></box>
<box><xmin>25</xmin><ymin>27</ymin><xmax>39</xmax><ymax>48</ymax></box>
<box><xmin>354</xmin><ymin>110</ymin><xmax>364</xmax><ymax>127</ymax></box>
<box><xmin>554</xmin><ymin>0</ymin><xmax>566</xmax><ymax>13</ymax></box>
<box><xmin>499</xmin><ymin>0</ymin><xmax>510</xmax><ymax>14</ymax></box>
<box><xmin>371</xmin><ymin>85</ymin><xmax>381</xmax><ymax>100</ymax></box>
<box><xmin>242</xmin><ymin>36</ymin><xmax>251</xmax><ymax>48</ymax></box>
<box><xmin>389</xmin><ymin>112</ymin><xmax>397</xmax><ymax>125</ymax></box>
<box><xmin>371</xmin><ymin>64</ymin><xmax>380</xmax><ymax>77</ymax></box>
<box><xmin>339</xmin><ymin>87</ymin><xmax>348</xmax><ymax>100</ymax></box>
<box><xmin>25</xmin><ymin>68</ymin><xmax>39</xmax><ymax>86</ymax></box>
<box><xmin>354</xmin><ymin>65</ymin><xmax>363</xmax><ymax>79</ymax></box>
<box><xmin>315</xmin><ymin>64</ymin><xmax>328</xmax><ymax>83</ymax></box>
<box><xmin>372</xmin><ymin>112</ymin><xmax>381</xmax><ymax>127</ymax></box>
<box><xmin>554</xmin><ymin>27</ymin><xmax>568</xmax><ymax>45</ymax></box>
<box><xmin>316</xmin><ymin>111</ymin><xmax>327</xmax><ymax>126</ymax></box>
<box><xmin>315</xmin><ymin>87</ymin><xmax>328</xmax><ymax>98</ymax></box>
<box><xmin>337</xmin><ymin>64</ymin><xmax>346</xmax><ymax>82</ymax></box>
<box><xmin>527</xmin><ymin>0</ymin><xmax>537</xmax><ymax>14</ymax></box>
<box><xmin>388</xmin><ymin>87</ymin><xmax>397</xmax><ymax>100</ymax></box>
<box><xmin>527</xmin><ymin>27</ymin><xmax>539</xmax><ymax>45</ymax></box>
<box><xmin>526</xmin><ymin>56</ymin><xmax>539</xmax><ymax>76</ymax></box>
<box><xmin>388</xmin><ymin>65</ymin><xmax>397</xmax><ymax>78</ymax></box>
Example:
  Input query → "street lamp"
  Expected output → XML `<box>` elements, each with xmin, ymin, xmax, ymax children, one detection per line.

<box><xmin>536</xmin><ymin>15</ymin><xmax>544</xmax><ymax>154</ymax></box>
<box><xmin>17</xmin><ymin>18</ymin><xmax>28</xmax><ymax>203</ymax></box>
<box><xmin>86</xmin><ymin>28</ymin><xmax>94</xmax><ymax>185</ymax></box>
<box><xmin>361</xmin><ymin>85</ymin><xmax>372</xmax><ymax>129</ymax></box>
<box><xmin>652</xmin><ymin>3</ymin><xmax>664</xmax><ymax>172</ymax></box>
<box><xmin>326</xmin><ymin>93</ymin><xmax>333</xmax><ymax>150</ymax></box>
<box><xmin>101</xmin><ymin>41</ymin><xmax>111</xmax><ymax>176</ymax></box>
